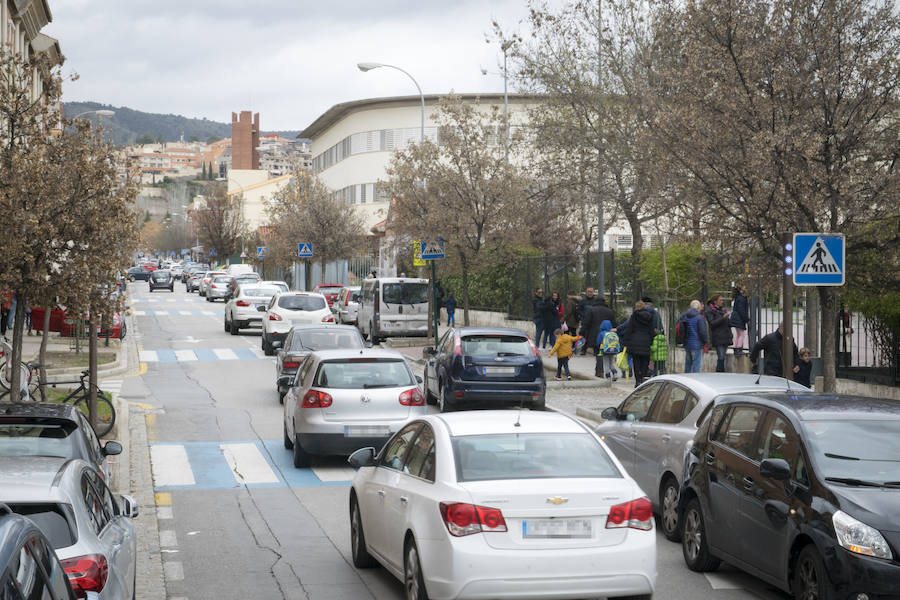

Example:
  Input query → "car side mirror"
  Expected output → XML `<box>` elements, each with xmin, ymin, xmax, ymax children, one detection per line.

<box><xmin>423</xmin><ymin>346</ymin><xmax>434</xmax><ymax>356</ymax></box>
<box><xmin>415</xmin><ymin>375</ymin><xmax>423</xmax><ymax>384</ymax></box>
<box><xmin>272</xmin><ymin>340</ymin><xmax>282</xmax><ymax>350</ymax></box>
<box><xmin>601</xmin><ymin>407</ymin><xmax>619</xmax><ymax>421</ymax></box>
<box><xmin>257</xmin><ymin>305</ymin><xmax>266</xmax><ymax>312</ymax></box>
<box><xmin>348</xmin><ymin>447</ymin><xmax>376</xmax><ymax>468</ymax></box>
<box><xmin>119</xmin><ymin>494</ymin><xmax>139</xmax><ymax>518</ymax></box>
<box><xmin>759</xmin><ymin>458</ymin><xmax>791</xmax><ymax>481</ymax></box>
<box><xmin>102</xmin><ymin>441</ymin><xmax>122</xmax><ymax>456</ymax></box>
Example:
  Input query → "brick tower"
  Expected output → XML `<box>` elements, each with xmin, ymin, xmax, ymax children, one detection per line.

<box><xmin>231</xmin><ymin>111</ymin><xmax>260</xmax><ymax>169</ymax></box>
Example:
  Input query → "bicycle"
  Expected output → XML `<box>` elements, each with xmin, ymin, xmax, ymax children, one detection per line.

<box><xmin>29</xmin><ymin>370</ymin><xmax>116</xmax><ymax>437</ymax></box>
<box><xmin>0</xmin><ymin>341</ymin><xmax>33</xmax><ymax>401</ymax></box>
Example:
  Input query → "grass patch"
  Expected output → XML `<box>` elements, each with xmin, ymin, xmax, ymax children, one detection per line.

<box><xmin>42</xmin><ymin>351</ymin><xmax>115</xmax><ymax>370</ymax></box>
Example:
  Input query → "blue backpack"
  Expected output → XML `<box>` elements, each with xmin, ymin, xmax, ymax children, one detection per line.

<box><xmin>598</xmin><ymin>331</ymin><xmax>621</xmax><ymax>355</ymax></box>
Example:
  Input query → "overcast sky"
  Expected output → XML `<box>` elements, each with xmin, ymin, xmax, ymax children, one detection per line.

<box><xmin>45</xmin><ymin>0</ymin><xmax>537</xmax><ymax>131</ymax></box>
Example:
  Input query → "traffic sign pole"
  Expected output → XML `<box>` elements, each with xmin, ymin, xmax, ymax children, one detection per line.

<box><xmin>432</xmin><ymin>260</ymin><xmax>438</xmax><ymax>347</ymax></box>
<box><xmin>782</xmin><ymin>233</ymin><xmax>794</xmax><ymax>379</ymax></box>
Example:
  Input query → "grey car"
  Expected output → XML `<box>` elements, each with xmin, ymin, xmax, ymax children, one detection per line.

<box><xmin>205</xmin><ymin>274</ymin><xmax>233</xmax><ymax>302</ymax></box>
<box><xmin>0</xmin><ymin>506</ymin><xmax>77</xmax><ymax>600</ymax></box>
<box><xmin>0</xmin><ymin>456</ymin><xmax>138</xmax><ymax>600</ymax></box>
<box><xmin>594</xmin><ymin>373</ymin><xmax>808</xmax><ymax>541</ymax></box>
<box><xmin>272</xmin><ymin>324</ymin><xmax>365</xmax><ymax>402</ymax></box>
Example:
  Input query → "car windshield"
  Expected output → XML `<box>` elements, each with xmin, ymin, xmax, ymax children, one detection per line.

<box><xmin>452</xmin><ymin>433</ymin><xmax>620</xmax><ymax>482</ymax></box>
<box><xmin>278</xmin><ymin>295</ymin><xmax>326</xmax><ymax>311</ymax></box>
<box><xmin>382</xmin><ymin>282</ymin><xmax>428</xmax><ymax>304</ymax></box>
<box><xmin>6</xmin><ymin>503</ymin><xmax>77</xmax><ymax>549</ymax></box>
<box><xmin>803</xmin><ymin>419</ymin><xmax>900</xmax><ymax>484</ymax></box>
<box><xmin>213</xmin><ymin>276</ymin><xmax>232</xmax><ymax>283</ymax></box>
<box><xmin>461</xmin><ymin>335</ymin><xmax>531</xmax><ymax>357</ymax></box>
<box><xmin>291</xmin><ymin>330</ymin><xmax>364</xmax><ymax>352</ymax></box>
<box><xmin>0</xmin><ymin>423</ymin><xmax>77</xmax><ymax>459</ymax></box>
<box><xmin>241</xmin><ymin>287</ymin><xmax>278</xmax><ymax>299</ymax></box>
<box><xmin>313</xmin><ymin>359</ymin><xmax>413</xmax><ymax>389</ymax></box>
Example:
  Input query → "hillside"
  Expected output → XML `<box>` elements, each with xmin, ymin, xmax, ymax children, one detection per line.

<box><xmin>62</xmin><ymin>101</ymin><xmax>300</xmax><ymax>147</ymax></box>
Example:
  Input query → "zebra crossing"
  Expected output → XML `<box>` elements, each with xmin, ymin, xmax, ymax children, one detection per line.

<box><xmin>131</xmin><ymin>297</ymin><xmax>206</xmax><ymax>304</ymax></box>
<box><xmin>99</xmin><ymin>378</ymin><xmax>123</xmax><ymax>397</ymax></box>
<box><xmin>149</xmin><ymin>440</ymin><xmax>357</xmax><ymax>490</ymax></box>
<box><xmin>139</xmin><ymin>347</ymin><xmax>268</xmax><ymax>363</ymax></box>
<box><xmin>132</xmin><ymin>310</ymin><xmax>223</xmax><ymax>316</ymax></box>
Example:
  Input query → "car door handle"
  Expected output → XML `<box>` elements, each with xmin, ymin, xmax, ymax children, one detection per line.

<box><xmin>743</xmin><ymin>476</ymin><xmax>754</xmax><ymax>490</ymax></box>
<box><xmin>377</xmin><ymin>489</ymin><xmax>385</xmax><ymax>497</ymax></box>
<box><xmin>705</xmin><ymin>452</ymin><xmax>716</xmax><ymax>465</ymax></box>
<box><xmin>399</xmin><ymin>496</ymin><xmax>409</xmax><ymax>504</ymax></box>
<box><xmin>661</xmin><ymin>434</ymin><xmax>671</xmax><ymax>442</ymax></box>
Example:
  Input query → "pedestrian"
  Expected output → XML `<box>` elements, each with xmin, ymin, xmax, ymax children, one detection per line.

<box><xmin>532</xmin><ymin>287</ymin><xmax>546</xmax><ymax>348</ymax></box>
<box><xmin>368</xmin><ymin>270</ymin><xmax>376</xmax><ymax>279</ymax></box>
<box><xmin>676</xmin><ymin>300</ymin><xmax>708</xmax><ymax>373</ymax></box>
<box><xmin>580</xmin><ymin>295</ymin><xmax>616</xmax><ymax>363</ymax></box>
<box><xmin>750</xmin><ymin>325</ymin><xmax>799</xmax><ymax>377</ymax></box>
<box><xmin>563</xmin><ymin>294</ymin><xmax>579</xmax><ymax>337</ymax></box>
<box><xmin>596</xmin><ymin>319</ymin><xmax>621</xmax><ymax>380</ymax></box>
<box><xmin>650</xmin><ymin>326</ymin><xmax>667</xmax><ymax>375</ymax></box>
<box><xmin>0</xmin><ymin>291</ymin><xmax>10</xmax><ymax>339</ymax></box>
<box><xmin>619</xmin><ymin>301</ymin><xmax>655</xmax><ymax>387</ymax></box>
<box><xmin>641</xmin><ymin>296</ymin><xmax>663</xmax><ymax>375</ymax></box>
<box><xmin>795</xmin><ymin>347</ymin><xmax>812</xmax><ymax>388</ymax></box>
<box><xmin>445</xmin><ymin>292</ymin><xmax>456</xmax><ymax>326</ymax></box>
<box><xmin>836</xmin><ymin>304</ymin><xmax>853</xmax><ymax>367</ymax></box>
<box><xmin>704</xmin><ymin>294</ymin><xmax>733</xmax><ymax>372</ymax></box>
<box><xmin>729</xmin><ymin>285</ymin><xmax>750</xmax><ymax>354</ymax></box>
<box><xmin>577</xmin><ymin>287</ymin><xmax>604</xmax><ymax>354</ymax></box>
<box><xmin>541</xmin><ymin>291</ymin><xmax>563</xmax><ymax>350</ymax></box>
<box><xmin>549</xmin><ymin>328</ymin><xmax>581</xmax><ymax>380</ymax></box>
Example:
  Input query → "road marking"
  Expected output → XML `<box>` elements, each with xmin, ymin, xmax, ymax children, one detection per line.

<box><xmin>138</xmin><ymin>350</ymin><xmax>158</xmax><ymax>362</ymax></box>
<box><xmin>159</xmin><ymin>530</ymin><xmax>178</xmax><ymax>547</ymax></box>
<box><xmin>213</xmin><ymin>348</ymin><xmax>239</xmax><ymax>361</ymax></box>
<box><xmin>155</xmin><ymin>492</ymin><xmax>172</xmax><ymax>506</ymax></box>
<box><xmin>220</xmin><ymin>443</ymin><xmax>279</xmax><ymax>484</ymax></box>
<box><xmin>163</xmin><ymin>561</ymin><xmax>184</xmax><ymax>581</ymax></box>
<box><xmin>150</xmin><ymin>445</ymin><xmax>196</xmax><ymax>486</ymax></box>
<box><xmin>201</xmin><ymin>310</ymin><xmax>216</xmax><ymax>316</ymax></box>
<box><xmin>173</xmin><ymin>350</ymin><xmax>197</xmax><ymax>362</ymax></box>
<box><xmin>154</xmin><ymin>311</ymin><xmax>169</xmax><ymax>316</ymax></box>
<box><xmin>130</xmin><ymin>401</ymin><xmax>155</xmax><ymax>410</ymax></box>
<box><xmin>312</xmin><ymin>466</ymin><xmax>359</xmax><ymax>482</ymax></box>
<box><xmin>157</xmin><ymin>506</ymin><xmax>173</xmax><ymax>520</ymax></box>
<box><xmin>179</xmin><ymin>310</ymin><xmax>192</xmax><ymax>315</ymax></box>
<box><xmin>133</xmin><ymin>310</ymin><xmax>147</xmax><ymax>316</ymax></box>
<box><xmin>704</xmin><ymin>573</ymin><xmax>746</xmax><ymax>590</ymax></box>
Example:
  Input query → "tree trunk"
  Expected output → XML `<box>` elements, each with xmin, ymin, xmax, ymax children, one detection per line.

<box><xmin>38</xmin><ymin>306</ymin><xmax>51</xmax><ymax>402</ymax></box>
<box><xmin>9</xmin><ymin>294</ymin><xmax>27</xmax><ymax>400</ymax></box>
<box><xmin>624</xmin><ymin>210</ymin><xmax>644</xmax><ymax>301</ymax></box>
<box><xmin>818</xmin><ymin>287</ymin><xmax>837</xmax><ymax>392</ymax></box>
<box><xmin>89</xmin><ymin>317</ymin><xmax>98</xmax><ymax>429</ymax></box>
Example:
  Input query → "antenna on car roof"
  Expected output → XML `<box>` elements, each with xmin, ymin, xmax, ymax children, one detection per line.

<box><xmin>514</xmin><ymin>396</ymin><xmax>524</xmax><ymax>427</ymax></box>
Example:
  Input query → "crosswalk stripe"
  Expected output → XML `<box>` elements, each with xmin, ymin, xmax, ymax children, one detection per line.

<box><xmin>155</xmin><ymin>311</ymin><xmax>169</xmax><ymax>316</ymax></box>
<box><xmin>99</xmin><ymin>379</ymin><xmax>123</xmax><ymax>396</ymax></box>
<box><xmin>134</xmin><ymin>310</ymin><xmax>146</xmax><ymax>316</ymax></box>
<box><xmin>220</xmin><ymin>443</ymin><xmax>279</xmax><ymax>484</ymax></box>
<box><xmin>173</xmin><ymin>350</ymin><xmax>197</xmax><ymax>362</ymax></box>
<box><xmin>213</xmin><ymin>348</ymin><xmax>239</xmax><ymax>360</ymax></box>
<box><xmin>312</xmin><ymin>466</ymin><xmax>359</xmax><ymax>482</ymax></box>
<box><xmin>139</xmin><ymin>350</ymin><xmax>158</xmax><ymax>362</ymax></box>
<box><xmin>201</xmin><ymin>311</ymin><xmax>216</xmax><ymax>316</ymax></box>
<box><xmin>179</xmin><ymin>310</ymin><xmax>192</xmax><ymax>315</ymax></box>
<box><xmin>150</xmin><ymin>445</ymin><xmax>196</xmax><ymax>486</ymax></box>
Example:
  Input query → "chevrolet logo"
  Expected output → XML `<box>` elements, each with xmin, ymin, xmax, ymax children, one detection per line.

<box><xmin>546</xmin><ymin>497</ymin><xmax>568</xmax><ymax>505</ymax></box>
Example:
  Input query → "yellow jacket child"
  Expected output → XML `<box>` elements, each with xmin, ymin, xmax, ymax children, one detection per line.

<box><xmin>549</xmin><ymin>333</ymin><xmax>581</xmax><ymax>359</ymax></box>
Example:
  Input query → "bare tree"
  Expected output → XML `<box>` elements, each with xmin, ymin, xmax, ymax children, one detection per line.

<box><xmin>193</xmin><ymin>184</ymin><xmax>240</xmax><ymax>260</ymax></box>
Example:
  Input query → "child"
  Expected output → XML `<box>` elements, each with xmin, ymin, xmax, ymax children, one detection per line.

<box><xmin>650</xmin><ymin>328</ymin><xmax>667</xmax><ymax>376</ymax></box>
<box><xmin>596</xmin><ymin>319</ymin><xmax>621</xmax><ymax>381</ymax></box>
<box><xmin>549</xmin><ymin>328</ymin><xmax>581</xmax><ymax>380</ymax></box>
<box><xmin>794</xmin><ymin>347</ymin><xmax>812</xmax><ymax>388</ymax></box>
<box><xmin>445</xmin><ymin>292</ymin><xmax>456</xmax><ymax>326</ymax></box>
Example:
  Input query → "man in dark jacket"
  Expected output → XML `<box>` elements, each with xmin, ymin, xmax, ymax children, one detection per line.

<box><xmin>580</xmin><ymin>298</ymin><xmax>616</xmax><ymax>365</ymax></box>
<box><xmin>532</xmin><ymin>288</ymin><xmax>546</xmax><ymax>348</ymax></box>
<box><xmin>750</xmin><ymin>325</ymin><xmax>799</xmax><ymax>377</ymax></box>
<box><xmin>677</xmin><ymin>300</ymin><xmax>708</xmax><ymax>373</ymax></box>
<box><xmin>618</xmin><ymin>301</ymin><xmax>655</xmax><ymax>387</ymax></box>
<box><xmin>577</xmin><ymin>287</ymin><xmax>604</xmax><ymax>354</ymax></box>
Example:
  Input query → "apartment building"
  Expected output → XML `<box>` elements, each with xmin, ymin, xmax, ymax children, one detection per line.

<box><xmin>1</xmin><ymin>0</ymin><xmax>62</xmax><ymax>101</ymax></box>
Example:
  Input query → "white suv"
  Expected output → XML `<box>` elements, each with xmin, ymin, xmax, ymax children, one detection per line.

<box><xmin>262</xmin><ymin>292</ymin><xmax>334</xmax><ymax>355</ymax></box>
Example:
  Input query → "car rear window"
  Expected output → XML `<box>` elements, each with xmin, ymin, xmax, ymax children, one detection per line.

<box><xmin>382</xmin><ymin>282</ymin><xmax>428</xmax><ymax>304</ymax></box>
<box><xmin>0</xmin><ymin>422</ymin><xmax>77</xmax><ymax>459</ymax></box>
<box><xmin>461</xmin><ymin>335</ymin><xmax>531</xmax><ymax>357</ymax></box>
<box><xmin>7</xmin><ymin>503</ymin><xmax>77</xmax><ymax>549</ymax></box>
<box><xmin>241</xmin><ymin>287</ymin><xmax>278</xmax><ymax>299</ymax></box>
<box><xmin>313</xmin><ymin>359</ymin><xmax>413</xmax><ymax>389</ymax></box>
<box><xmin>290</xmin><ymin>330</ymin><xmax>364</xmax><ymax>352</ymax></box>
<box><xmin>212</xmin><ymin>276</ymin><xmax>232</xmax><ymax>283</ymax></box>
<box><xmin>452</xmin><ymin>433</ymin><xmax>620</xmax><ymax>482</ymax></box>
<box><xmin>278</xmin><ymin>295</ymin><xmax>326</xmax><ymax>311</ymax></box>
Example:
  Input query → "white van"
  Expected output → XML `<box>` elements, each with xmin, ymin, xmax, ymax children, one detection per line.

<box><xmin>225</xmin><ymin>264</ymin><xmax>256</xmax><ymax>276</ymax></box>
<box><xmin>357</xmin><ymin>277</ymin><xmax>429</xmax><ymax>343</ymax></box>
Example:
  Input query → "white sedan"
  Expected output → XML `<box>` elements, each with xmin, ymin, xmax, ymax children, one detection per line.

<box><xmin>261</xmin><ymin>291</ymin><xmax>334</xmax><ymax>355</ymax></box>
<box><xmin>224</xmin><ymin>284</ymin><xmax>281</xmax><ymax>335</ymax></box>
<box><xmin>348</xmin><ymin>410</ymin><xmax>657</xmax><ymax>600</ymax></box>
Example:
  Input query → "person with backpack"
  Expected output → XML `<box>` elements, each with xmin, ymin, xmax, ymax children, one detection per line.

<box><xmin>642</xmin><ymin>296</ymin><xmax>663</xmax><ymax>375</ymax></box>
<box><xmin>596</xmin><ymin>319</ymin><xmax>621</xmax><ymax>381</ymax></box>
<box><xmin>676</xmin><ymin>300</ymin><xmax>708</xmax><ymax>373</ymax></box>
<box><xmin>619</xmin><ymin>301</ymin><xmax>655</xmax><ymax>387</ymax></box>
<box><xmin>580</xmin><ymin>295</ymin><xmax>616</xmax><ymax>359</ymax></box>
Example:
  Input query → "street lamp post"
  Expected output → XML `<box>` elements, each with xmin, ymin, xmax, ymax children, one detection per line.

<box><xmin>72</xmin><ymin>109</ymin><xmax>115</xmax><ymax>121</ymax></box>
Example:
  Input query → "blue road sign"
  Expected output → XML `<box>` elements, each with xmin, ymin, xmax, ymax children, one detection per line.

<box><xmin>793</xmin><ymin>233</ymin><xmax>844</xmax><ymax>286</ymax></box>
<box><xmin>257</xmin><ymin>246</ymin><xmax>267</xmax><ymax>259</ymax></box>
<box><xmin>209</xmin><ymin>249</ymin><xmax>217</xmax><ymax>257</ymax></box>
<box><xmin>297</xmin><ymin>243</ymin><xmax>313</xmax><ymax>258</ymax></box>
<box><xmin>420</xmin><ymin>239</ymin><xmax>445</xmax><ymax>260</ymax></box>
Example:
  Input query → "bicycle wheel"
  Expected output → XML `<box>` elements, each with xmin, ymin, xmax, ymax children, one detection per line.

<box><xmin>72</xmin><ymin>391</ymin><xmax>116</xmax><ymax>437</ymax></box>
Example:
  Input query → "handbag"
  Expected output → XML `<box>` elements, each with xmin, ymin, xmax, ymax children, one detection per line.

<box><xmin>616</xmin><ymin>347</ymin><xmax>629</xmax><ymax>371</ymax></box>
<box><xmin>561</xmin><ymin>322</ymin><xmax>568</xmax><ymax>332</ymax></box>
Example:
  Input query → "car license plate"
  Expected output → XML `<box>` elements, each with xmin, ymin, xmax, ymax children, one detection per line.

<box><xmin>522</xmin><ymin>519</ymin><xmax>592</xmax><ymax>539</ymax></box>
<box><xmin>344</xmin><ymin>425</ymin><xmax>391</xmax><ymax>438</ymax></box>
<box><xmin>482</xmin><ymin>366</ymin><xmax>516</xmax><ymax>375</ymax></box>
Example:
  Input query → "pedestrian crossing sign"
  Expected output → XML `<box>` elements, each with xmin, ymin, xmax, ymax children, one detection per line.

<box><xmin>257</xmin><ymin>246</ymin><xmax>267</xmax><ymax>259</ymax></box>
<box><xmin>420</xmin><ymin>239</ymin><xmax>445</xmax><ymax>260</ymax></box>
<box><xmin>297</xmin><ymin>243</ymin><xmax>313</xmax><ymax>258</ymax></box>
<box><xmin>793</xmin><ymin>233</ymin><xmax>845</xmax><ymax>286</ymax></box>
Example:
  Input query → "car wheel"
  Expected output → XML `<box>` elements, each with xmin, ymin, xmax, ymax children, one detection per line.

<box><xmin>682</xmin><ymin>497</ymin><xmax>721</xmax><ymax>572</ymax></box>
<box><xmin>423</xmin><ymin>370</ymin><xmax>437</xmax><ymax>405</ymax></box>
<box><xmin>404</xmin><ymin>539</ymin><xmax>429</xmax><ymax>600</ymax></box>
<box><xmin>350</xmin><ymin>496</ymin><xmax>377</xmax><ymax>568</ymax></box>
<box><xmin>660</xmin><ymin>477</ymin><xmax>681</xmax><ymax>542</ymax></box>
<box><xmin>129</xmin><ymin>275</ymin><xmax>135</xmax><ymax>282</ymax></box>
<box><xmin>224</xmin><ymin>317</ymin><xmax>230</xmax><ymax>332</ymax></box>
<box><xmin>793</xmin><ymin>545</ymin><xmax>835</xmax><ymax>600</ymax></box>
<box><xmin>439</xmin><ymin>385</ymin><xmax>455</xmax><ymax>413</ymax></box>
<box><xmin>206</xmin><ymin>296</ymin><xmax>212</xmax><ymax>302</ymax></box>
<box><xmin>292</xmin><ymin>434</ymin><xmax>311</xmax><ymax>468</ymax></box>
<box><xmin>231</xmin><ymin>320</ymin><xmax>240</xmax><ymax>335</ymax></box>
<box><xmin>278</xmin><ymin>386</ymin><xmax>285</xmax><ymax>404</ymax></box>
<box><xmin>263</xmin><ymin>334</ymin><xmax>274</xmax><ymax>356</ymax></box>
<box><xmin>283</xmin><ymin>423</ymin><xmax>293</xmax><ymax>449</ymax></box>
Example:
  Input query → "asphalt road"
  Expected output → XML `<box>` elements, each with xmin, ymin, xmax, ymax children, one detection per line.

<box><xmin>122</xmin><ymin>281</ymin><xmax>789</xmax><ymax>600</ymax></box>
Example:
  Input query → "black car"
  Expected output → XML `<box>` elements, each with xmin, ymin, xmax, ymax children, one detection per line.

<box><xmin>126</xmin><ymin>266</ymin><xmax>151</xmax><ymax>281</ymax></box>
<box><xmin>678</xmin><ymin>392</ymin><xmax>900</xmax><ymax>600</ymax></box>
<box><xmin>0</xmin><ymin>403</ymin><xmax>122</xmax><ymax>482</ymax></box>
<box><xmin>272</xmin><ymin>324</ymin><xmax>365</xmax><ymax>402</ymax></box>
<box><xmin>149</xmin><ymin>269</ymin><xmax>174</xmax><ymax>292</ymax></box>
<box><xmin>422</xmin><ymin>326</ymin><xmax>545</xmax><ymax>412</ymax></box>
<box><xmin>0</xmin><ymin>505</ymin><xmax>77</xmax><ymax>600</ymax></box>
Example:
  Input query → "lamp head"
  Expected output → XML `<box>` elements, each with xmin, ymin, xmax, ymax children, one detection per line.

<box><xmin>357</xmin><ymin>62</ymin><xmax>383</xmax><ymax>72</ymax></box>
<box><xmin>95</xmin><ymin>110</ymin><xmax>115</xmax><ymax>117</ymax></box>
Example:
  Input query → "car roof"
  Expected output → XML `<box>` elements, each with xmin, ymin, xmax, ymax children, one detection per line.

<box><xmin>289</xmin><ymin>324</ymin><xmax>360</xmax><ymax>333</ymax></box>
<box><xmin>237</xmin><ymin>285</ymin><xmax>281</xmax><ymax>294</ymax></box>
<box><xmin>430</xmin><ymin>410</ymin><xmax>587</xmax><ymax>437</ymax></box>
<box><xmin>0</xmin><ymin>402</ymin><xmax>79</xmax><ymax>421</ymax></box>
<box><xmin>454</xmin><ymin>326</ymin><xmax>530</xmax><ymax>337</ymax></box>
<box><xmin>0</xmin><ymin>457</ymin><xmax>80</xmax><ymax>502</ymax></box>
<box><xmin>315</xmin><ymin>283</ymin><xmax>343</xmax><ymax>287</ymax></box>
<box><xmin>274</xmin><ymin>291</ymin><xmax>327</xmax><ymax>299</ymax></box>
<box><xmin>0</xmin><ymin>511</ymin><xmax>50</xmax><ymax>570</ymax></box>
<box><xmin>716</xmin><ymin>392</ymin><xmax>900</xmax><ymax>421</ymax></box>
<box><xmin>642</xmin><ymin>373</ymin><xmax>804</xmax><ymax>398</ymax></box>
<box><xmin>260</xmin><ymin>280</ymin><xmax>288</xmax><ymax>286</ymax></box>
<box><xmin>310</xmin><ymin>348</ymin><xmax>407</xmax><ymax>360</ymax></box>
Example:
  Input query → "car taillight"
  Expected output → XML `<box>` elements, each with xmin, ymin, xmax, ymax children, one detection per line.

<box><xmin>528</xmin><ymin>337</ymin><xmax>539</xmax><ymax>357</ymax></box>
<box><xmin>302</xmin><ymin>390</ymin><xmax>333</xmax><ymax>408</ymax></box>
<box><xmin>282</xmin><ymin>360</ymin><xmax>300</xmax><ymax>369</ymax></box>
<box><xmin>268</xmin><ymin>313</ymin><xmax>282</xmax><ymax>321</ymax></box>
<box><xmin>203</xmin><ymin>278</ymin><xmax>210</xmax><ymax>284</ymax></box>
<box><xmin>321</xmin><ymin>314</ymin><xmax>335</xmax><ymax>323</ymax></box>
<box><xmin>399</xmin><ymin>388</ymin><xmax>425</xmax><ymax>406</ymax></box>
<box><xmin>62</xmin><ymin>554</ymin><xmax>109</xmax><ymax>598</ymax></box>
<box><xmin>453</xmin><ymin>335</ymin><xmax>462</xmax><ymax>356</ymax></box>
<box><xmin>605</xmin><ymin>497</ymin><xmax>653</xmax><ymax>531</ymax></box>
<box><xmin>439</xmin><ymin>502</ymin><xmax>507</xmax><ymax>536</ymax></box>
<box><xmin>236</xmin><ymin>300</ymin><xmax>250</xmax><ymax>307</ymax></box>
<box><xmin>344</xmin><ymin>296</ymin><xmax>349</xmax><ymax>307</ymax></box>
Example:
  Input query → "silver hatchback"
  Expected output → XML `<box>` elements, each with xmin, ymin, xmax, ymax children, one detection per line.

<box><xmin>594</xmin><ymin>373</ymin><xmax>808</xmax><ymax>541</ymax></box>
<box><xmin>282</xmin><ymin>349</ymin><xmax>428</xmax><ymax>467</ymax></box>
<box><xmin>0</xmin><ymin>456</ymin><xmax>138</xmax><ymax>600</ymax></box>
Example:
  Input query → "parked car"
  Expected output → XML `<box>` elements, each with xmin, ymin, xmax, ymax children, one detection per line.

<box><xmin>224</xmin><ymin>264</ymin><xmax>255</xmax><ymax>277</ymax></box>
<box><xmin>0</xmin><ymin>456</ymin><xmax>138</xmax><ymax>600</ymax></box>
<box><xmin>0</xmin><ymin>403</ymin><xmax>122</xmax><ymax>482</ymax></box>
<box><xmin>0</xmin><ymin>505</ymin><xmax>77</xmax><ymax>600</ymax></box>
<box><xmin>679</xmin><ymin>392</ymin><xmax>900</xmax><ymax>600</ymax></box>
<box><xmin>357</xmin><ymin>277</ymin><xmax>429</xmax><ymax>343</ymax></box>
<box><xmin>422</xmin><ymin>327</ymin><xmax>545</xmax><ymax>413</ymax></box>
<box><xmin>169</xmin><ymin>264</ymin><xmax>184</xmax><ymax>280</ymax></box>
<box><xmin>595</xmin><ymin>373</ymin><xmax>808</xmax><ymax>540</ymax></box>
<box><xmin>126</xmin><ymin>266</ymin><xmax>150</xmax><ymax>282</ymax></box>
<box><xmin>198</xmin><ymin>271</ymin><xmax>226</xmax><ymax>297</ymax></box>
<box><xmin>29</xmin><ymin>308</ymin><xmax>126</xmax><ymax>340</ymax></box>
<box><xmin>282</xmin><ymin>349</ymin><xmax>426</xmax><ymax>467</ymax></box>
<box><xmin>312</xmin><ymin>283</ymin><xmax>344</xmax><ymax>308</ymax></box>
<box><xmin>226</xmin><ymin>272</ymin><xmax>261</xmax><ymax>299</ymax></box>
<box><xmin>272</xmin><ymin>324</ymin><xmax>365</xmax><ymax>402</ymax></box>
<box><xmin>224</xmin><ymin>284</ymin><xmax>281</xmax><ymax>335</ymax></box>
<box><xmin>206</xmin><ymin>274</ymin><xmax>233</xmax><ymax>302</ymax></box>
<box><xmin>184</xmin><ymin>264</ymin><xmax>209</xmax><ymax>292</ymax></box>
<box><xmin>335</xmin><ymin>286</ymin><xmax>361</xmax><ymax>325</ymax></box>
<box><xmin>261</xmin><ymin>292</ymin><xmax>334</xmax><ymax>355</ymax></box>
<box><xmin>259</xmin><ymin>280</ymin><xmax>289</xmax><ymax>293</ymax></box>
<box><xmin>148</xmin><ymin>270</ymin><xmax>174</xmax><ymax>292</ymax></box>
<box><xmin>347</xmin><ymin>410</ymin><xmax>657</xmax><ymax>600</ymax></box>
